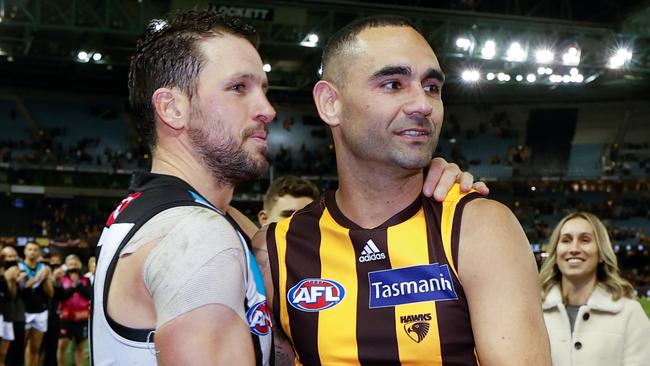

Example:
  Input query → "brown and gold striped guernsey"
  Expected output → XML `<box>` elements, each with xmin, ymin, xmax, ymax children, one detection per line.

<box><xmin>267</xmin><ymin>184</ymin><xmax>481</xmax><ymax>366</ymax></box>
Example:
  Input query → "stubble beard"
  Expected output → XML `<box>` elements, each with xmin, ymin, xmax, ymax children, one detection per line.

<box><xmin>188</xmin><ymin>123</ymin><xmax>268</xmax><ymax>187</ymax></box>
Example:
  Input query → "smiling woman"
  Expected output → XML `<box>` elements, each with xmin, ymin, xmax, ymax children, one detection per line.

<box><xmin>539</xmin><ymin>212</ymin><xmax>650</xmax><ymax>366</ymax></box>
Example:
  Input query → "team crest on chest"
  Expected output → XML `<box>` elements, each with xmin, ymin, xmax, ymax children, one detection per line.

<box><xmin>400</xmin><ymin>313</ymin><xmax>432</xmax><ymax>343</ymax></box>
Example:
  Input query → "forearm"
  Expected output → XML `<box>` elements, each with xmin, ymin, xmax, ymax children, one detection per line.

<box><xmin>274</xmin><ymin>331</ymin><xmax>295</xmax><ymax>366</ymax></box>
<box><xmin>43</xmin><ymin>278</ymin><xmax>54</xmax><ymax>297</ymax></box>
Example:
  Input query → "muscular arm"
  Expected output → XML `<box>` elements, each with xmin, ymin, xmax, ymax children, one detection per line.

<box><xmin>458</xmin><ymin>199</ymin><xmax>551</xmax><ymax>366</ymax></box>
<box><xmin>156</xmin><ymin>303</ymin><xmax>254</xmax><ymax>366</ymax></box>
<box><xmin>252</xmin><ymin>226</ymin><xmax>296</xmax><ymax>366</ymax></box>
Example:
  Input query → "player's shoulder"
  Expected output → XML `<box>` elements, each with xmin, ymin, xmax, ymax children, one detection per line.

<box><xmin>159</xmin><ymin>205</ymin><xmax>243</xmax><ymax>252</ymax></box>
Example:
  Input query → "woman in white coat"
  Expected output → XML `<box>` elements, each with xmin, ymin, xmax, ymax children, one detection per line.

<box><xmin>539</xmin><ymin>212</ymin><xmax>650</xmax><ymax>366</ymax></box>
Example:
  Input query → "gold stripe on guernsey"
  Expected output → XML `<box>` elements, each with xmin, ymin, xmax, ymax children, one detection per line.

<box><xmin>387</xmin><ymin>208</ymin><xmax>442</xmax><ymax>365</ymax></box>
<box><xmin>317</xmin><ymin>208</ymin><xmax>360</xmax><ymax>365</ymax></box>
<box><xmin>440</xmin><ymin>185</ymin><xmax>464</xmax><ymax>277</ymax></box>
<box><xmin>273</xmin><ymin>219</ymin><xmax>293</xmax><ymax>342</ymax></box>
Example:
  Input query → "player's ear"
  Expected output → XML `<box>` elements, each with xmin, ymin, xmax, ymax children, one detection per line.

<box><xmin>313</xmin><ymin>80</ymin><xmax>342</xmax><ymax>127</ymax></box>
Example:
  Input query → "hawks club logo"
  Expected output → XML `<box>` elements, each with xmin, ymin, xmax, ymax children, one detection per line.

<box><xmin>246</xmin><ymin>301</ymin><xmax>272</xmax><ymax>336</ymax></box>
<box><xmin>105</xmin><ymin>192</ymin><xmax>142</xmax><ymax>226</ymax></box>
<box><xmin>400</xmin><ymin>313</ymin><xmax>432</xmax><ymax>343</ymax></box>
<box><xmin>287</xmin><ymin>278</ymin><xmax>345</xmax><ymax>312</ymax></box>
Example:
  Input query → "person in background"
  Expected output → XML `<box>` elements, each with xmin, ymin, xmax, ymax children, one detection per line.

<box><xmin>18</xmin><ymin>243</ymin><xmax>53</xmax><ymax>366</ymax></box>
<box><xmin>84</xmin><ymin>256</ymin><xmax>96</xmax><ymax>285</ymax></box>
<box><xmin>0</xmin><ymin>250</ymin><xmax>20</xmax><ymax>366</ymax></box>
<box><xmin>56</xmin><ymin>255</ymin><xmax>91</xmax><ymax>366</ymax></box>
<box><xmin>1</xmin><ymin>246</ymin><xmax>26</xmax><ymax>366</ymax></box>
<box><xmin>40</xmin><ymin>252</ymin><xmax>63</xmax><ymax>366</ymax></box>
<box><xmin>257</xmin><ymin>176</ymin><xmax>321</xmax><ymax>226</ymax></box>
<box><xmin>539</xmin><ymin>212</ymin><xmax>650</xmax><ymax>366</ymax></box>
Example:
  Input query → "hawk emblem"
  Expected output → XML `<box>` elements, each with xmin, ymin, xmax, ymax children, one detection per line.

<box><xmin>404</xmin><ymin>321</ymin><xmax>430</xmax><ymax>343</ymax></box>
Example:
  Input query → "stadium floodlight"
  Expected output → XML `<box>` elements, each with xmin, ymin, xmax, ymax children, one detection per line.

<box><xmin>571</xmin><ymin>73</ymin><xmax>584</xmax><ymax>83</ymax></box>
<box><xmin>455</xmin><ymin>37</ymin><xmax>472</xmax><ymax>51</ymax></box>
<box><xmin>535</xmin><ymin>49</ymin><xmax>554</xmax><ymax>64</ymax></box>
<box><xmin>515</xmin><ymin>74</ymin><xmax>523</xmax><ymax>82</ymax></box>
<box><xmin>506</xmin><ymin>42</ymin><xmax>526</xmax><ymax>62</ymax></box>
<box><xmin>263</xmin><ymin>63</ymin><xmax>271</xmax><ymax>72</ymax></box>
<box><xmin>92</xmin><ymin>52</ymin><xmax>102</xmax><ymax>62</ymax></box>
<box><xmin>480</xmin><ymin>40</ymin><xmax>496</xmax><ymax>59</ymax></box>
<box><xmin>562</xmin><ymin>46</ymin><xmax>580</xmax><ymax>66</ymax></box>
<box><xmin>569</xmin><ymin>67</ymin><xmax>579</xmax><ymax>76</ymax></box>
<box><xmin>537</xmin><ymin>67</ymin><xmax>546</xmax><ymax>75</ymax></box>
<box><xmin>317</xmin><ymin>65</ymin><xmax>323</xmax><ymax>76</ymax></box>
<box><xmin>300</xmin><ymin>33</ymin><xmax>319</xmax><ymax>47</ymax></box>
<box><xmin>545</xmin><ymin>67</ymin><xmax>553</xmax><ymax>75</ymax></box>
<box><xmin>608</xmin><ymin>48</ymin><xmax>632</xmax><ymax>69</ymax></box>
<box><xmin>486</xmin><ymin>72</ymin><xmax>495</xmax><ymax>80</ymax></box>
<box><xmin>562</xmin><ymin>75</ymin><xmax>571</xmax><ymax>83</ymax></box>
<box><xmin>497</xmin><ymin>72</ymin><xmax>510</xmax><ymax>82</ymax></box>
<box><xmin>461</xmin><ymin>69</ymin><xmax>480</xmax><ymax>82</ymax></box>
<box><xmin>526</xmin><ymin>74</ymin><xmax>536</xmax><ymax>82</ymax></box>
<box><xmin>77</xmin><ymin>51</ymin><xmax>90</xmax><ymax>63</ymax></box>
<box><xmin>151</xmin><ymin>19</ymin><xmax>167</xmax><ymax>32</ymax></box>
<box><xmin>549</xmin><ymin>74</ymin><xmax>562</xmax><ymax>83</ymax></box>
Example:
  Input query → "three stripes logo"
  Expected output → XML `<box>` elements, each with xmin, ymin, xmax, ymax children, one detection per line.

<box><xmin>358</xmin><ymin>239</ymin><xmax>386</xmax><ymax>263</ymax></box>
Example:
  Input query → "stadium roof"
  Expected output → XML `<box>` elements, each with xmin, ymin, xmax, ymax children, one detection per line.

<box><xmin>0</xmin><ymin>0</ymin><xmax>648</xmax><ymax>103</ymax></box>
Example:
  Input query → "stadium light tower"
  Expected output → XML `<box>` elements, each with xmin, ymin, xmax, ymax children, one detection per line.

<box><xmin>300</xmin><ymin>33</ymin><xmax>319</xmax><ymax>47</ymax></box>
<box><xmin>562</xmin><ymin>46</ymin><xmax>581</xmax><ymax>66</ymax></box>
<box><xmin>535</xmin><ymin>49</ymin><xmax>554</xmax><ymax>64</ymax></box>
<box><xmin>608</xmin><ymin>48</ymin><xmax>632</xmax><ymax>69</ymax></box>
<box><xmin>506</xmin><ymin>42</ymin><xmax>527</xmax><ymax>62</ymax></box>
<box><xmin>480</xmin><ymin>40</ymin><xmax>496</xmax><ymax>60</ymax></box>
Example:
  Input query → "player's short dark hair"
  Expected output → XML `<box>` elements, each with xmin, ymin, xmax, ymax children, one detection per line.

<box><xmin>321</xmin><ymin>15</ymin><xmax>420</xmax><ymax>84</ymax></box>
<box><xmin>263</xmin><ymin>176</ymin><xmax>321</xmax><ymax>211</ymax></box>
<box><xmin>128</xmin><ymin>8</ymin><xmax>259</xmax><ymax>150</ymax></box>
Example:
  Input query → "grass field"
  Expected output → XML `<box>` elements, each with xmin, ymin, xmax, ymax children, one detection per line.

<box><xmin>639</xmin><ymin>297</ymin><xmax>650</xmax><ymax>319</ymax></box>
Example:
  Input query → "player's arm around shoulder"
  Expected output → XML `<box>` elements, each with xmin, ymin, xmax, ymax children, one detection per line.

<box><xmin>458</xmin><ymin>198</ymin><xmax>551</xmax><ymax>366</ymax></box>
<box><xmin>153</xmin><ymin>211</ymin><xmax>255</xmax><ymax>366</ymax></box>
<box><xmin>252</xmin><ymin>225</ymin><xmax>296</xmax><ymax>366</ymax></box>
<box><xmin>228</xmin><ymin>205</ymin><xmax>260</xmax><ymax>239</ymax></box>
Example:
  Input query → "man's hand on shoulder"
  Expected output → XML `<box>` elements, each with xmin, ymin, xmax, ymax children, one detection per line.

<box><xmin>423</xmin><ymin>157</ymin><xmax>489</xmax><ymax>201</ymax></box>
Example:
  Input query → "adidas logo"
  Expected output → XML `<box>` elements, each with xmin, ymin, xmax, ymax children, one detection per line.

<box><xmin>358</xmin><ymin>239</ymin><xmax>386</xmax><ymax>263</ymax></box>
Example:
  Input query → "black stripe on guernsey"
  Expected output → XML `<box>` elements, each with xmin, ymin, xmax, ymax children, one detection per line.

<box><xmin>266</xmin><ymin>222</ymin><xmax>281</xmax><ymax>337</ymax></box>
<box><xmin>285</xmin><ymin>208</ymin><xmax>323</xmax><ymax>366</ymax></box>
<box><xmin>349</xmin><ymin>229</ymin><xmax>400</xmax><ymax>366</ymax></box>
<box><xmin>450</xmin><ymin>192</ymin><xmax>483</xmax><ymax>270</ymax></box>
<box><xmin>424</xmin><ymin>198</ymin><xmax>478</xmax><ymax>365</ymax></box>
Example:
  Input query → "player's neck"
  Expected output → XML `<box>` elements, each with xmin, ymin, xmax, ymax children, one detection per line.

<box><xmin>24</xmin><ymin>258</ymin><xmax>38</xmax><ymax>267</ymax></box>
<box><xmin>335</xmin><ymin>159</ymin><xmax>423</xmax><ymax>229</ymax></box>
<box><xmin>151</xmin><ymin>146</ymin><xmax>234</xmax><ymax>212</ymax></box>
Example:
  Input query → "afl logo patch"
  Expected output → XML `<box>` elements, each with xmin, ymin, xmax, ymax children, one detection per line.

<box><xmin>246</xmin><ymin>301</ymin><xmax>272</xmax><ymax>336</ymax></box>
<box><xmin>288</xmin><ymin>278</ymin><xmax>345</xmax><ymax>312</ymax></box>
